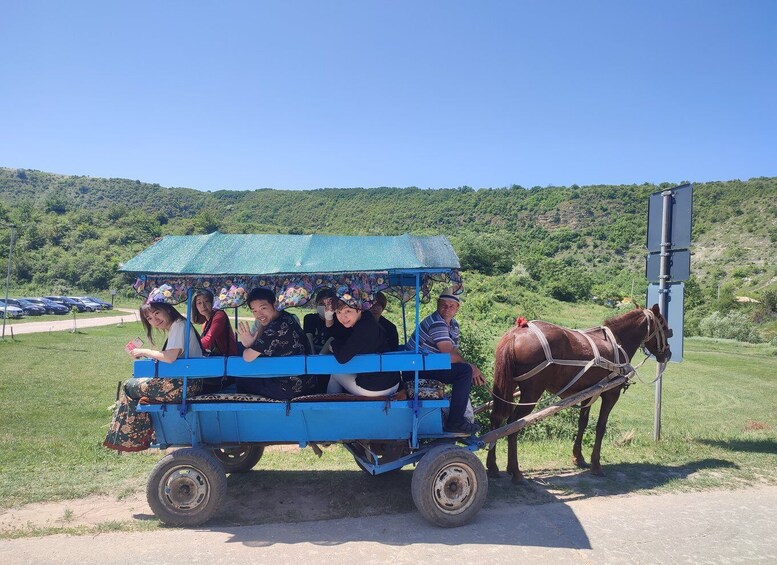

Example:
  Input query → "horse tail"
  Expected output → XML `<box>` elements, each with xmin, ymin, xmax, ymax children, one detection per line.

<box><xmin>492</xmin><ymin>330</ymin><xmax>521</xmax><ymax>422</ymax></box>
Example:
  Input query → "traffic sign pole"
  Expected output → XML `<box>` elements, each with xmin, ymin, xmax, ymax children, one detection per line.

<box><xmin>654</xmin><ymin>190</ymin><xmax>673</xmax><ymax>441</ymax></box>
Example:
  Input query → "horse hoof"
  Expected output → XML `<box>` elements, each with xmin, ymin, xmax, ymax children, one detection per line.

<box><xmin>573</xmin><ymin>458</ymin><xmax>590</xmax><ymax>469</ymax></box>
<box><xmin>510</xmin><ymin>474</ymin><xmax>526</xmax><ymax>485</ymax></box>
<box><xmin>590</xmin><ymin>467</ymin><xmax>605</xmax><ymax>476</ymax></box>
<box><xmin>487</xmin><ymin>469</ymin><xmax>503</xmax><ymax>479</ymax></box>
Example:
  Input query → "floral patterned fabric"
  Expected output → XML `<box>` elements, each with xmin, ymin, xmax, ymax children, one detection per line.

<box><xmin>404</xmin><ymin>378</ymin><xmax>446</xmax><ymax>400</ymax></box>
<box><xmin>133</xmin><ymin>270</ymin><xmax>463</xmax><ymax>311</ymax></box>
<box><xmin>103</xmin><ymin>377</ymin><xmax>203</xmax><ymax>452</ymax></box>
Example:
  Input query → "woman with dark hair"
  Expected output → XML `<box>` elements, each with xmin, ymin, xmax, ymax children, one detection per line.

<box><xmin>193</xmin><ymin>289</ymin><xmax>237</xmax><ymax>356</ymax></box>
<box><xmin>324</xmin><ymin>294</ymin><xmax>400</xmax><ymax>397</ymax></box>
<box><xmin>235</xmin><ymin>287</ymin><xmax>318</xmax><ymax>399</ymax></box>
<box><xmin>104</xmin><ymin>290</ymin><xmax>203</xmax><ymax>452</ymax></box>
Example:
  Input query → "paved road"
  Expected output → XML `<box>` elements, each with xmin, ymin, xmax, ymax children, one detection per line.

<box><xmin>2</xmin><ymin>308</ymin><xmax>139</xmax><ymax>335</ymax></box>
<box><xmin>1</xmin><ymin>486</ymin><xmax>775</xmax><ymax>564</ymax></box>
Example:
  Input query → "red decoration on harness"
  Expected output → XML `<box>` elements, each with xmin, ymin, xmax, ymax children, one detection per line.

<box><xmin>515</xmin><ymin>316</ymin><xmax>529</xmax><ymax>328</ymax></box>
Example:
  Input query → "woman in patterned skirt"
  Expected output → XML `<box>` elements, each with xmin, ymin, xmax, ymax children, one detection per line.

<box><xmin>104</xmin><ymin>289</ymin><xmax>203</xmax><ymax>452</ymax></box>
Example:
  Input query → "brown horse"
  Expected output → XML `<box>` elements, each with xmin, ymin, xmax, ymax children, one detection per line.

<box><xmin>486</xmin><ymin>304</ymin><xmax>671</xmax><ymax>483</ymax></box>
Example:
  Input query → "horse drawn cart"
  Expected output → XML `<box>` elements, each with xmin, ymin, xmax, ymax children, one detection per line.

<box><xmin>121</xmin><ymin>232</ymin><xmax>671</xmax><ymax>528</ymax></box>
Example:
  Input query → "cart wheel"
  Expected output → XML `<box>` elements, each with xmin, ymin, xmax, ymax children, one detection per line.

<box><xmin>213</xmin><ymin>445</ymin><xmax>264</xmax><ymax>473</ymax></box>
<box><xmin>147</xmin><ymin>448</ymin><xmax>227</xmax><ymax>527</ymax></box>
<box><xmin>411</xmin><ymin>444</ymin><xmax>488</xmax><ymax>528</ymax></box>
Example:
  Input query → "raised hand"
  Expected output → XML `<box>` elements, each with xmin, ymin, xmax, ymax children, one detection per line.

<box><xmin>237</xmin><ymin>320</ymin><xmax>257</xmax><ymax>347</ymax></box>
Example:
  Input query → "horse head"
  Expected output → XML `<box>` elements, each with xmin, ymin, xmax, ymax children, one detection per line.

<box><xmin>641</xmin><ymin>304</ymin><xmax>672</xmax><ymax>363</ymax></box>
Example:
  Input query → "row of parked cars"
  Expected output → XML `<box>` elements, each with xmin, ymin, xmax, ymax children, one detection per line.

<box><xmin>0</xmin><ymin>296</ymin><xmax>113</xmax><ymax>318</ymax></box>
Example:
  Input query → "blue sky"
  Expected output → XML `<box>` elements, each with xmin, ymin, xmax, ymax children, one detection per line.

<box><xmin>2</xmin><ymin>1</ymin><xmax>775</xmax><ymax>191</ymax></box>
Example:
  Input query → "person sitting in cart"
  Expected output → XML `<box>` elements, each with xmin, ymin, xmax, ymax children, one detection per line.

<box><xmin>323</xmin><ymin>290</ymin><xmax>401</xmax><ymax>397</ymax></box>
<box><xmin>104</xmin><ymin>288</ymin><xmax>204</xmax><ymax>452</ymax></box>
<box><xmin>369</xmin><ymin>291</ymin><xmax>399</xmax><ymax>351</ymax></box>
<box><xmin>405</xmin><ymin>289</ymin><xmax>485</xmax><ymax>435</ymax></box>
<box><xmin>236</xmin><ymin>287</ymin><xmax>319</xmax><ymax>399</ymax></box>
<box><xmin>192</xmin><ymin>289</ymin><xmax>238</xmax><ymax>356</ymax></box>
<box><xmin>303</xmin><ymin>287</ymin><xmax>342</xmax><ymax>353</ymax></box>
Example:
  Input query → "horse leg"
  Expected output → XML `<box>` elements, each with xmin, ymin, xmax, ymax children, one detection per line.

<box><xmin>506</xmin><ymin>429</ymin><xmax>525</xmax><ymax>484</ymax></box>
<box><xmin>572</xmin><ymin>404</ymin><xmax>592</xmax><ymax>468</ymax></box>
<box><xmin>486</xmin><ymin>414</ymin><xmax>504</xmax><ymax>478</ymax></box>
<box><xmin>505</xmin><ymin>390</ymin><xmax>541</xmax><ymax>484</ymax></box>
<box><xmin>590</xmin><ymin>390</ymin><xmax>620</xmax><ymax>476</ymax></box>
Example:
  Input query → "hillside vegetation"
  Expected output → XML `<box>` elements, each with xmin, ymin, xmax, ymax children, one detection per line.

<box><xmin>0</xmin><ymin>167</ymin><xmax>775</xmax><ymax>341</ymax></box>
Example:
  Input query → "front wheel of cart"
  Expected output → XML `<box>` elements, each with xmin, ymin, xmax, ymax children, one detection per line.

<box><xmin>213</xmin><ymin>445</ymin><xmax>264</xmax><ymax>473</ymax></box>
<box><xmin>147</xmin><ymin>448</ymin><xmax>227</xmax><ymax>527</ymax></box>
<box><xmin>411</xmin><ymin>444</ymin><xmax>487</xmax><ymax>528</ymax></box>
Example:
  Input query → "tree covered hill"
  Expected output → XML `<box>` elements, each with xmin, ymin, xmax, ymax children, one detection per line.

<box><xmin>0</xmin><ymin>167</ymin><xmax>775</xmax><ymax>318</ymax></box>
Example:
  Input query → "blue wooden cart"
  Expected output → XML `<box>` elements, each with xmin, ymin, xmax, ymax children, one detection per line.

<box><xmin>122</xmin><ymin>233</ymin><xmax>489</xmax><ymax>528</ymax></box>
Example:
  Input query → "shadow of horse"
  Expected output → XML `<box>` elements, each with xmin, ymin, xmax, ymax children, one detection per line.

<box><xmin>697</xmin><ymin>438</ymin><xmax>777</xmax><ymax>455</ymax></box>
<box><xmin>487</xmin><ymin>458</ymin><xmax>740</xmax><ymax>505</ymax></box>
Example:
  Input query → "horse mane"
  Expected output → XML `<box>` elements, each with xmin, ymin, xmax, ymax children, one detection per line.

<box><xmin>603</xmin><ymin>305</ymin><xmax>642</xmax><ymax>330</ymax></box>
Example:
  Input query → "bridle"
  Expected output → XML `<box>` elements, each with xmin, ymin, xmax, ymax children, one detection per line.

<box><xmin>640</xmin><ymin>308</ymin><xmax>671</xmax><ymax>361</ymax></box>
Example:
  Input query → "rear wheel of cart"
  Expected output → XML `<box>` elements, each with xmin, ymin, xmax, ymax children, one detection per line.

<box><xmin>411</xmin><ymin>444</ymin><xmax>487</xmax><ymax>527</ymax></box>
<box><xmin>213</xmin><ymin>445</ymin><xmax>264</xmax><ymax>473</ymax></box>
<box><xmin>147</xmin><ymin>448</ymin><xmax>227</xmax><ymax>527</ymax></box>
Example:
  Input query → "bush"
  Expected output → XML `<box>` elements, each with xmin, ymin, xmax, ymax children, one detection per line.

<box><xmin>457</xmin><ymin>322</ymin><xmax>496</xmax><ymax>429</ymax></box>
<box><xmin>698</xmin><ymin>311</ymin><xmax>763</xmax><ymax>343</ymax></box>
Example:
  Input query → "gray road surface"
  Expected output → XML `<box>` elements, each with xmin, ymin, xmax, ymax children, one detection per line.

<box><xmin>2</xmin><ymin>308</ymin><xmax>139</xmax><ymax>335</ymax></box>
<box><xmin>1</xmin><ymin>486</ymin><xmax>775</xmax><ymax>564</ymax></box>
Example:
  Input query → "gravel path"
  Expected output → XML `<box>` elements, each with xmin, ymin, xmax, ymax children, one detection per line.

<box><xmin>1</xmin><ymin>485</ymin><xmax>775</xmax><ymax>564</ymax></box>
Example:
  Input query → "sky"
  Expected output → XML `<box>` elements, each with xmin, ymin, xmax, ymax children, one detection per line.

<box><xmin>2</xmin><ymin>1</ymin><xmax>776</xmax><ymax>192</ymax></box>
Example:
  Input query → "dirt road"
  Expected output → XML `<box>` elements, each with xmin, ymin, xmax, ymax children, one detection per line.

<box><xmin>1</xmin><ymin>486</ymin><xmax>775</xmax><ymax>564</ymax></box>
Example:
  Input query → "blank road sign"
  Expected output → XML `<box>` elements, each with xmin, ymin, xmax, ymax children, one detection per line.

<box><xmin>647</xmin><ymin>184</ymin><xmax>693</xmax><ymax>252</ymax></box>
<box><xmin>646</xmin><ymin>249</ymin><xmax>691</xmax><ymax>282</ymax></box>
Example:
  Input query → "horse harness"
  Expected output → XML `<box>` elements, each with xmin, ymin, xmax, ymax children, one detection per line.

<box><xmin>496</xmin><ymin>308</ymin><xmax>667</xmax><ymax>408</ymax></box>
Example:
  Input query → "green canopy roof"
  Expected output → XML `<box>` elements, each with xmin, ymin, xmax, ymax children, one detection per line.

<box><xmin>121</xmin><ymin>232</ymin><xmax>460</xmax><ymax>276</ymax></box>
<box><xmin>123</xmin><ymin>233</ymin><xmax>462</xmax><ymax>309</ymax></box>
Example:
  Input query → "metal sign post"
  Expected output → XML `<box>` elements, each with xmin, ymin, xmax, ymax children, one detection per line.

<box><xmin>654</xmin><ymin>190</ymin><xmax>672</xmax><ymax>441</ymax></box>
<box><xmin>646</xmin><ymin>184</ymin><xmax>693</xmax><ymax>441</ymax></box>
<box><xmin>2</xmin><ymin>224</ymin><xmax>16</xmax><ymax>339</ymax></box>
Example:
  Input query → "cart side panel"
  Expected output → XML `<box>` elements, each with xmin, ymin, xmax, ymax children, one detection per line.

<box><xmin>141</xmin><ymin>400</ymin><xmax>448</xmax><ymax>447</ymax></box>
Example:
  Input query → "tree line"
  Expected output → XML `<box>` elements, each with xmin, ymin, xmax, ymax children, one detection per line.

<box><xmin>0</xmin><ymin>168</ymin><xmax>775</xmax><ymax>332</ymax></box>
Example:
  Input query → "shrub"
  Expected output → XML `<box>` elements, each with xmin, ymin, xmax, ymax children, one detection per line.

<box><xmin>698</xmin><ymin>310</ymin><xmax>763</xmax><ymax>343</ymax></box>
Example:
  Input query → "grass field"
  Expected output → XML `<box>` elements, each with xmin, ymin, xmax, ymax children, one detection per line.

<box><xmin>1</xmin><ymin>323</ymin><xmax>775</xmax><ymax>535</ymax></box>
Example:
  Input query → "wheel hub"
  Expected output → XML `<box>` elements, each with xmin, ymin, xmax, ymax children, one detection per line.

<box><xmin>433</xmin><ymin>465</ymin><xmax>474</xmax><ymax>514</ymax></box>
<box><xmin>163</xmin><ymin>467</ymin><xmax>209</xmax><ymax>510</ymax></box>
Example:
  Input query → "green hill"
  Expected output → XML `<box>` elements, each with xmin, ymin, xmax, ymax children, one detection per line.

<box><xmin>1</xmin><ymin>167</ymin><xmax>775</xmax><ymax>340</ymax></box>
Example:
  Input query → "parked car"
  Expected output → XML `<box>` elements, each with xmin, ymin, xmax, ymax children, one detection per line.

<box><xmin>24</xmin><ymin>297</ymin><xmax>70</xmax><ymax>315</ymax></box>
<box><xmin>67</xmin><ymin>297</ymin><xmax>98</xmax><ymax>312</ymax></box>
<box><xmin>69</xmin><ymin>297</ymin><xmax>101</xmax><ymax>312</ymax></box>
<box><xmin>44</xmin><ymin>296</ymin><xmax>87</xmax><ymax>312</ymax></box>
<box><xmin>0</xmin><ymin>301</ymin><xmax>24</xmax><ymax>319</ymax></box>
<box><xmin>82</xmin><ymin>296</ymin><xmax>112</xmax><ymax>310</ymax></box>
<box><xmin>4</xmin><ymin>298</ymin><xmax>45</xmax><ymax>316</ymax></box>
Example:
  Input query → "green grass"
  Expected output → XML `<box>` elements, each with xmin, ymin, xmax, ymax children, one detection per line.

<box><xmin>1</xmin><ymin>328</ymin><xmax>776</xmax><ymax>536</ymax></box>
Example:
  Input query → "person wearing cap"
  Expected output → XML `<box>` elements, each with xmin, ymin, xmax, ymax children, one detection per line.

<box><xmin>323</xmin><ymin>291</ymin><xmax>400</xmax><ymax>396</ymax></box>
<box><xmin>405</xmin><ymin>289</ymin><xmax>485</xmax><ymax>435</ymax></box>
